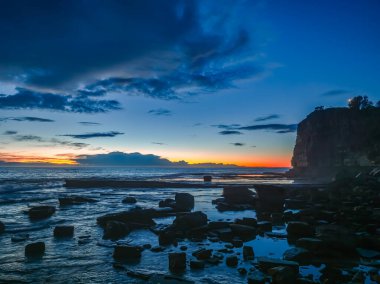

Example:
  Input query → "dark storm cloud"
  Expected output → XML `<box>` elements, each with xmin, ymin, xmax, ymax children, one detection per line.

<box><xmin>219</xmin><ymin>130</ymin><xmax>243</xmax><ymax>135</ymax></box>
<box><xmin>321</xmin><ymin>89</ymin><xmax>351</xmax><ymax>96</ymax></box>
<box><xmin>254</xmin><ymin>114</ymin><xmax>280</xmax><ymax>122</ymax></box>
<box><xmin>0</xmin><ymin>88</ymin><xmax>121</xmax><ymax>113</ymax></box>
<box><xmin>0</xmin><ymin>116</ymin><xmax>54</xmax><ymax>123</ymax></box>
<box><xmin>3</xmin><ymin>130</ymin><xmax>17</xmax><ymax>135</ymax></box>
<box><xmin>60</xmin><ymin>131</ymin><xmax>124</xmax><ymax>139</ymax></box>
<box><xmin>76</xmin><ymin>151</ymin><xmax>188</xmax><ymax>166</ymax></box>
<box><xmin>231</xmin><ymin>142</ymin><xmax>245</xmax><ymax>146</ymax></box>
<box><xmin>0</xmin><ymin>0</ymin><xmax>260</xmax><ymax>102</ymax></box>
<box><xmin>238</xmin><ymin>124</ymin><xmax>298</xmax><ymax>133</ymax></box>
<box><xmin>148</xmin><ymin>109</ymin><xmax>172</xmax><ymax>116</ymax></box>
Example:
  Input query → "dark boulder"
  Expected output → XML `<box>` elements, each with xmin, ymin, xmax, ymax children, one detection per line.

<box><xmin>247</xmin><ymin>270</ymin><xmax>267</xmax><ymax>284</ymax></box>
<box><xmin>175</xmin><ymin>193</ymin><xmax>194</xmax><ymax>211</ymax></box>
<box><xmin>158</xmin><ymin>230</ymin><xmax>178</xmax><ymax>246</ymax></box>
<box><xmin>257</xmin><ymin>221</ymin><xmax>272</xmax><ymax>232</ymax></box>
<box><xmin>192</xmin><ymin>248</ymin><xmax>212</xmax><ymax>260</ymax></box>
<box><xmin>223</xmin><ymin>186</ymin><xmax>255</xmax><ymax>204</ymax></box>
<box><xmin>159</xmin><ymin>198</ymin><xmax>176</xmax><ymax>208</ymax></box>
<box><xmin>28</xmin><ymin>206</ymin><xmax>55</xmax><ymax>220</ymax></box>
<box><xmin>25</xmin><ymin>242</ymin><xmax>45</xmax><ymax>257</ymax></box>
<box><xmin>190</xmin><ymin>259</ymin><xmax>205</xmax><ymax>269</ymax></box>
<box><xmin>257</xmin><ymin>257</ymin><xmax>299</xmax><ymax>273</ymax></box>
<box><xmin>268</xmin><ymin>266</ymin><xmax>297</xmax><ymax>284</ymax></box>
<box><xmin>122</xmin><ymin>197</ymin><xmax>137</xmax><ymax>204</ymax></box>
<box><xmin>283</xmin><ymin>247</ymin><xmax>312</xmax><ymax>262</ymax></box>
<box><xmin>235</xmin><ymin>217</ymin><xmax>257</xmax><ymax>227</ymax></box>
<box><xmin>58</xmin><ymin>196</ymin><xmax>96</xmax><ymax>206</ymax></box>
<box><xmin>113</xmin><ymin>245</ymin><xmax>142</xmax><ymax>259</ymax></box>
<box><xmin>169</xmin><ymin>252</ymin><xmax>186</xmax><ymax>271</ymax></box>
<box><xmin>230</xmin><ymin>224</ymin><xmax>256</xmax><ymax>239</ymax></box>
<box><xmin>97</xmin><ymin>208</ymin><xmax>156</xmax><ymax>227</ymax></box>
<box><xmin>0</xmin><ymin>221</ymin><xmax>4</xmax><ymax>234</ymax></box>
<box><xmin>173</xmin><ymin>211</ymin><xmax>207</xmax><ymax>231</ymax></box>
<box><xmin>226</xmin><ymin>255</ymin><xmax>238</xmax><ymax>267</ymax></box>
<box><xmin>286</xmin><ymin>222</ymin><xmax>314</xmax><ymax>237</ymax></box>
<box><xmin>243</xmin><ymin>245</ymin><xmax>255</xmax><ymax>260</ymax></box>
<box><xmin>103</xmin><ymin>221</ymin><xmax>130</xmax><ymax>240</ymax></box>
<box><xmin>255</xmin><ymin>184</ymin><xmax>285</xmax><ymax>212</ymax></box>
<box><xmin>296</xmin><ymin>238</ymin><xmax>323</xmax><ymax>251</ymax></box>
<box><xmin>203</xmin><ymin>175</ymin><xmax>212</xmax><ymax>182</ymax></box>
<box><xmin>54</xmin><ymin>225</ymin><xmax>74</xmax><ymax>238</ymax></box>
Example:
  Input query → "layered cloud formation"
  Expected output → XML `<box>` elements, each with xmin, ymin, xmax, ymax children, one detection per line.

<box><xmin>0</xmin><ymin>0</ymin><xmax>260</xmax><ymax>112</ymax></box>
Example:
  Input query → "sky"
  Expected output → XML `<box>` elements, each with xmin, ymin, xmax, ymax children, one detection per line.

<box><xmin>0</xmin><ymin>0</ymin><xmax>379</xmax><ymax>167</ymax></box>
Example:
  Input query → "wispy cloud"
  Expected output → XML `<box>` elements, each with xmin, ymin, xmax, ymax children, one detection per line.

<box><xmin>3</xmin><ymin>130</ymin><xmax>17</xmax><ymax>135</ymax></box>
<box><xmin>11</xmin><ymin>134</ymin><xmax>89</xmax><ymax>149</ymax></box>
<box><xmin>60</xmin><ymin>131</ymin><xmax>124</xmax><ymax>139</ymax></box>
<box><xmin>238</xmin><ymin>123</ymin><xmax>297</xmax><ymax>133</ymax></box>
<box><xmin>0</xmin><ymin>116</ymin><xmax>54</xmax><ymax>123</ymax></box>
<box><xmin>321</xmin><ymin>89</ymin><xmax>351</xmax><ymax>96</ymax></box>
<box><xmin>254</xmin><ymin>114</ymin><xmax>280</xmax><ymax>122</ymax></box>
<box><xmin>152</xmin><ymin>142</ymin><xmax>166</xmax><ymax>145</ymax></box>
<box><xmin>148</xmin><ymin>108</ymin><xmax>172</xmax><ymax>116</ymax></box>
<box><xmin>219</xmin><ymin>130</ymin><xmax>243</xmax><ymax>135</ymax></box>
<box><xmin>78</xmin><ymin>122</ymin><xmax>101</xmax><ymax>126</ymax></box>
<box><xmin>231</xmin><ymin>142</ymin><xmax>245</xmax><ymax>146</ymax></box>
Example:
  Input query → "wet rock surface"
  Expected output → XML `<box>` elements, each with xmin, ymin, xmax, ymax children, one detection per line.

<box><xmin>28</xmin><ymin>205</ymin><xmax>56</xmax><ymax>220</ymax></box>
<box><xmin>2</xmin><ymin>168</ymin><xmax>380</xmax><ymax>283</ymax></box>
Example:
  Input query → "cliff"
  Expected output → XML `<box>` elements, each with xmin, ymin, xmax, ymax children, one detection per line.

<box><xmin>290</xmin><ymin>107</ymin><xmax>380</xmax><ymax>179</ymax></box>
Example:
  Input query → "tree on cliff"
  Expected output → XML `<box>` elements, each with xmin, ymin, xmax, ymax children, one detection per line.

<box><xmin>348</xmin><ymin>96</ymin><xmax>373</xmax><ymax>110</ymax></box>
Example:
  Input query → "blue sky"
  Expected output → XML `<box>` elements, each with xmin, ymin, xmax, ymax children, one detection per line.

<box><xmin>0</xmin><ymin>0</ymin><xmax>379</xmax><ymax>166</ymax></box>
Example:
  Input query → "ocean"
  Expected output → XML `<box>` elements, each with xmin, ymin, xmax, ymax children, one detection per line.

<box><xmin>0</xmin><ymin>167</ymin><xmax>317</xmax><ymax>283</ymax></box>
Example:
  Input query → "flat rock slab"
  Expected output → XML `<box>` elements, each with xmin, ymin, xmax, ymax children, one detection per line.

<box><xmin>257</xmin><ymin>257</ymin><xmax>299</xmax><ymax>273</ymax></box>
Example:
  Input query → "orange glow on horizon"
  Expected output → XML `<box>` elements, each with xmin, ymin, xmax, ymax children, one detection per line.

<box><xmin>0</xmin><ymin>151</ymin><xmax>291</xmax><ymax>167</ymax></box>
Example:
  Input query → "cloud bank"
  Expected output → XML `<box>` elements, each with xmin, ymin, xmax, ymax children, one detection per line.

<box><xmin>60</xmin><ymin>131</ymin><xmax>124</xmax><ymax>139</ymax></box>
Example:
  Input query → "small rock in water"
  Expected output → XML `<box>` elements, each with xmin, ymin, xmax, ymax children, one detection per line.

<box><xmin>192</xmin><ymin>248</ymin><xmax>212</xmax><ymax>260</ymax></box>
<box><xmin>286</xmin><ymin>222</ymin><xmax>314</xmax><ymax>237</ymax></box>
<box><xmin>175</xmin><ymin>193</ymin><xmax>195</xmax><ymax>211</ymax></box>
<box><xmin>243</xmin><ymin>245</ymin><xmax>254</xmax><ymax>260</ymax></box>
<box><xmin>0</xmin><ymin>221</ymin><xmax>4</xmax><ymax>234</ymax></box>
<box><xmin>247</xmin><ymin>269</ymin><xmax>267</xmax><ymax>284</ymax></box>
<box><xmin>58</xmin><ymin>196</ymin><xmax>96</xmax><ymax>206</ymax></box>
<box><xmin>180</xmin><ymin>245</ymin><xmax>187</xmax><ymax>251</ymax></box>
<box><xmin>113</xmin><ymin>245</ymin><xmax>142</xmax><ymax>259</ymax></box>
<box><xmin>11</xmin><ymin>233</ymin><xmax>29</xmax><ymax>242</ymax></box>
<box><xmin>142</xmin><ymin>243</ymin><xmax>152</xmax><ymax>250</ymax></box>
<box><xmin>268</xmin><ymin>266</ymin><xmax>297</xmax><ymax>284</ymax></box>
<box><xmin>169</xmin><ymin>252</ymin><xmax>186</xmax><ymax>271</ymax></box>
<box><xmin>151</xmin><ymin>246</ymin><xmax>165</xmax><ymax>252</ymax></box>
<box><xmin>226</xmin><ymin>255</ymin><xmax>238</xmax><ymax>267</ymax></box>
<box><xmin>203</xmin><ymin>175</ymin><xmax>212</xmax><ymax>182</ymax></box>
<box><xmin>54</xmin><ymin>225</ymin><xmax>74</xmax><ymax>238</ymax></box>
<box><xmin>283</xmin><ymin>247</ymin><xmax>312</xmax><ymax>262</ymax></box>
<box><xmin>103</xmin><ymin>221</ymin><xmax>130</xmax><ymax>240</ymax></box>
<box><xmin>257</xmin><ymin>221</ymin><xmax>272</xmax><ymax>232</ymax></box>
<box><xmin>190</xmin><ymin>259</ymin><xmax>205</xmax><ymax>269</ymax></box>
<box><xmin>25</xmin><ymin>242</ymin><xmax>45</xmax><ymax>257</ymax></box>
<box><xmin>28</xmin><ymin>206</ymin><xmax>55</xmax><ymax>220</ymax></box>
<box><xmin>173</xmin><ymin>211</ymin><xmax>208</xmax><ymax>230</ymax></box>
<box><xmin>122</xmin><ymin>196</ymin><xmax>137</xmax><ymax>204</ymax></box>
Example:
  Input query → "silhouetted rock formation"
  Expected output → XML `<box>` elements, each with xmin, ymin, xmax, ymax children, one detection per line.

<box><xmin>290</xmin><ymin>107</ymin><xmax>380</xmax><ymax>179</ymax></box>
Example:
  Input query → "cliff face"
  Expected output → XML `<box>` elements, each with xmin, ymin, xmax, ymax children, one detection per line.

<box><xmin>290</xmin><ymin>107</ymin><xmax>380</xmax><ymax>178</ymax></box>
